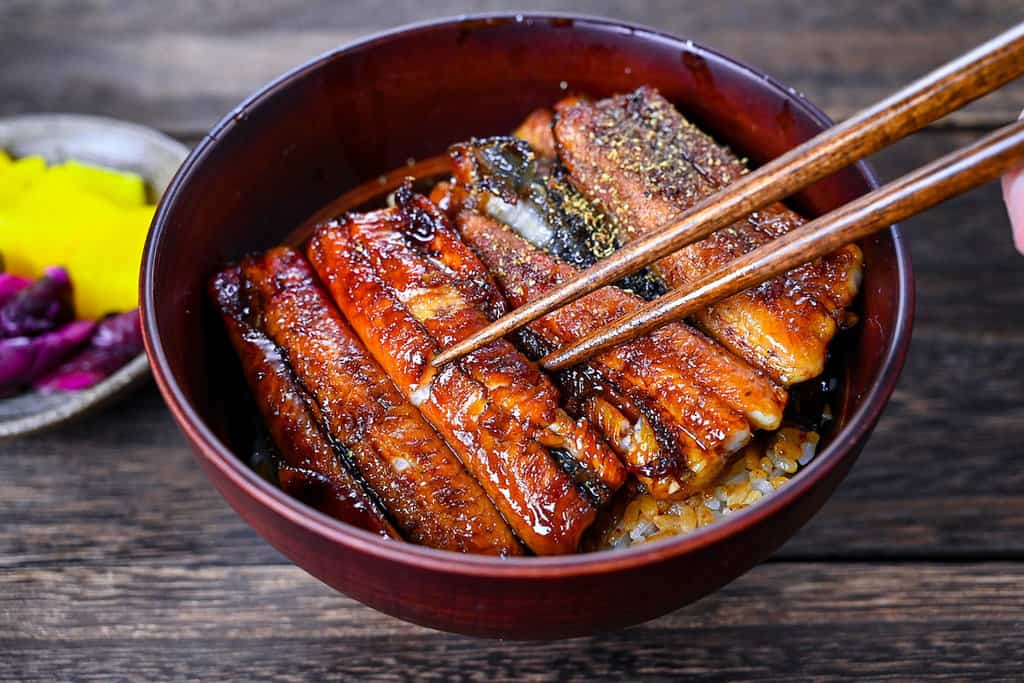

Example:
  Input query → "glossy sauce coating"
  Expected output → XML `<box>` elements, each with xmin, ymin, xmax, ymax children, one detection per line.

<box><xmin>385</xmin><ymin>189</ymin><xmax>628</xmax><ymax>505</ymax></box>
<box><xmin>553</xmin><ymin>87</ymin><xmax>863</xmax><ymax>386</ymax></box>
<box><xmin>445</xmin><ymin>130</ymin><xmax>788</xmax><ymax>432</ymax></box>
<box><xmin>459</xmin><ymin>212</ymin><xmax>771</xmax><ymax>498</ymax></box>
<box><xmin>311</xmin><ymin>199</ymin><xmax>599</xmax><ymax>555</ymax></box>
<box><xmin>240</xmin><ymin>248</ymin><xmax>520</xmax><ymax>555</ymax></box>
<box><xmin>208</xmin><ymin>266</ymin><xmax>398</xmax><ymax>538</ymax></box>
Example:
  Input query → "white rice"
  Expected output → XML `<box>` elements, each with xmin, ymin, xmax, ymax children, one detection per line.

<box><xmin>598</xmin><ymin>426</ymin><xmax>821</xmax><ymax>549</ymax></box>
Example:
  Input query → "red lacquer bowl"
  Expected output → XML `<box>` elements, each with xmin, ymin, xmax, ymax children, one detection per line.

<box><xmin>141</xmin><ymin>14</ymin><xmax>913</xmax><ymax>639</ymax></box>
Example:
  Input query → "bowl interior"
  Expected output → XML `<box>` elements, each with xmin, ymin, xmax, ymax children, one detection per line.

<box><xmin>144</xmin><ymin>15</ymin><xmax>909</xmax><ymax>566</ymax></box>
<box><xmin>0</xmin><ymin>115</ymin><xmax>189</xmax><ymax>439</ymax></box>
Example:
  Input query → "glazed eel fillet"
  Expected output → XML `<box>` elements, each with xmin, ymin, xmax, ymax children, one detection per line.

<box><xmin>235</xmin><ymin>247</ymin><xmax>520</xmax><ymax>555</ymax></box>
<box><xmin>460</xmin><ymin>211</ymin><xmax>782</xmax><ymax>498</ymax></box>
<box><xmin>552</xmin><ymin>87</ymin><xmax>863</xmax><ymax>386</ymax></box>
<box><xmin>210</xmin><ymin>266</ymin><xmax>398</xmax><ymax>538</ymax></box>
<box><xmin>309</xmin><ymin>190</ymin><xmax>611</xmax><ymax>554</ymax></box>
<box><xmin>447</xmin><ymin>137</ymin><xmax>786</xmax><ymax>498</ymax></box>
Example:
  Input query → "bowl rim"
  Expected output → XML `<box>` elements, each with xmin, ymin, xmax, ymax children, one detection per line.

<box><xmin>141</xmin><ymin>11</ymin><xmax>915</xmax><ymax>578</ymax></box>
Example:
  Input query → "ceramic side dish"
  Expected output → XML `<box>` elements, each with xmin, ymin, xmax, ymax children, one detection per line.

<box><xmin>0</xmin><ymin>114</ymin><xmax>188</xmax><ymax>439</ymax></box>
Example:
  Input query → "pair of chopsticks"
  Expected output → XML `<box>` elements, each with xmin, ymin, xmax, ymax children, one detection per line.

<box><xmin>432</xmin><ymin>22</ymin><xmax>1024</xmax><ymax>371</ymax></box>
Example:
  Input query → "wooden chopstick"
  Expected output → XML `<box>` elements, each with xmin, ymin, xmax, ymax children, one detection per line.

<box><xmin>540</xmin><ymin>119</ymin><xmax>1024</xmax><ymax>370</ymax></box>
<box><xmin>430</xmin><ymin>22</ymin><xmax>1024</xmax><ymax>368</ymax></box>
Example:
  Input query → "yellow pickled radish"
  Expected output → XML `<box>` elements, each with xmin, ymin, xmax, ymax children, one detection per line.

<box><xmin>0</xmin><ymin>155</ymin><xmax>48</xmax><ymax>207</ymax></box>
<box><xmin>0</xmin><ymin>154</ymin><xmax>155</xmax><ymax>319</ymax></box>
<box><xmin>48</xmin><ymin>160</ymin><xmax>147</xmax><ymax>207</ymax></box>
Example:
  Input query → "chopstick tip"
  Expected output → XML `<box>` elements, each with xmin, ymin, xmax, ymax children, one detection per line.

<box><xmin>429</xmin><ymin>352</ymin><xmax>450</xmax><ymax>368</ymax></box>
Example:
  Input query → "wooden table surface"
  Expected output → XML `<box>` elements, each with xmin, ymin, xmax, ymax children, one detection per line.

<box><xmin>3</xmin><ymin>2</ymin><xmax>1023</xmax><ymax>680</ymax></box>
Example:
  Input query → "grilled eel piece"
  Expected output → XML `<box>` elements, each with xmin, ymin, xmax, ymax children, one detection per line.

<box><xmin>387</xmin><ymin>192</ymin><xmax>692</xmax><ymax>497</ymax></box>
<box><xmin>446</xmin><ymin>136</ymin><xmax>786</xmax><ymax>496</ymax></box>
<box><xmin>309</xmin><ymin>194</ymin><xmax>605</xmax><ymax>555</ymax></box>
<box><xmin>238</xmin><ymin>247</ymin><xmax>520</xmax><ymax>555</ymax></box>
<box><xmin>374</xmin><ymin>188</ymin><xmax>628</xmax><ymax>505</ymax></box>
<box><xmin>553</xmin><ymin>87</ymin><xmax>863</xmax><ymax>386</ymax></box>
<box><xmin>209</xmin><ymin>266</ymin><xmax>398</xmax><ymax>538</ymax></box>
<box><xmin>446</xmin><ymin>136</ymin><xmax>786</xmax><ymax>427</ymax></box>
<box><xmin>447</xmin><ymin>136</ymin><xmax>666</xmax><ymax>301</ymax></box>
<box><xmin>513</xmin><ymin>108</ymin><xmax>558</xmax><ymax>160</ymax></box>
<box><xmin>458</xmin><ymin>211</ymin><xmax>785</xmax><ymax>498</ymax></box>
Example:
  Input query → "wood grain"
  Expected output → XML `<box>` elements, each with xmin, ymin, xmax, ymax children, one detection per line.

<box><xmin>2</xmin><ymin>1</ymin><xmax>1023</xmax><ymax>137</ymax></box>
<box><xmin>2</xmin><ymin>2</ymin><xmax>1023</xmax><ymax>679</ymax></box>
<box><xmin>2</xmin><ymin>563</ymin><xmax>1022</xmax><ymax>681</ymax></box>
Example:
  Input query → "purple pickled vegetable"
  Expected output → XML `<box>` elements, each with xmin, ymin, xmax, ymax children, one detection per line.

<box><xmin>0</xmin><ymin>274</ymin><xmax>32</xmax><ymax>308</ymax></box>
<box><xmin>0</xmin><ymin>319</ymin><xmax>96</xmax><ymax>394</ymax></box>
<box><xmin>34</xmin><ymin>310</ymin><xmax>143</xmax><ymax>392</ymax></box>
<box><xmin>0</xmin><ymin>266</ymin><xmax>74</xmax><ymax>338</ymax></box>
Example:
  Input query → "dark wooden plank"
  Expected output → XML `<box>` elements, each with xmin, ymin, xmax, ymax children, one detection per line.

<box><xmin>1</xmin><ymin>129</ymin><xmax>1022</xmax><ymax>568</ymax></box>
<box><xmin>0</xmin><ymin>388</ymin><xmax>286</xmax><ymax>569</ymax></box>
<box><xmin>2</xmin><ymin>0</ymin><xmax>1022</xmax><ymax>136</ymax></box>
<box><xmin>871</xmin><ymin>130</ymin><xmax>1024</xmax><ymax>271</ymax></box>
<box><xmin>1</xmin><ymin>6</ymin><xmax>1021</xmax><ymax>681</ymax></box>
<box><xmin>1</xmin><ymin>562</ymin><xmax>1022</xmax><ymax>681</ymax></box>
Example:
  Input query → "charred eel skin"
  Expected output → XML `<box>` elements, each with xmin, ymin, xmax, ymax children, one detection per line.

<box><xmin>239</xmin><ymin>247</ymin><xmax>521</xmax><ymax>556</ymax></box>
<box><xmin>553</xmin><ymin>87</ymin><xmax>863</xmax><ymax>386</ymax></box>
<box><xmin>448</xmin><ymin>136</ymin><xmax>666</xmax><ymax>301</ymax></box>
<box><xmin>209</xmin><ymin>265</ymin><xmax>398</xmax><ymax>538</ymax></box>
<box><xmin>309</xmin><ymin>194</ymin><xmax>602</xmax><ymax>555</ymax></box>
